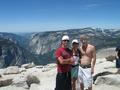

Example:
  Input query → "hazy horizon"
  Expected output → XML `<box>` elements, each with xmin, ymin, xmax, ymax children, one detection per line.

<box><xmin>0</xmin><ymin>27</ymin><xmax>120</xmax><ymax>33</ymax></box>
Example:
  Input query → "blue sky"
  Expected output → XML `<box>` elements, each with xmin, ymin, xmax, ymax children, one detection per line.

<box><xmin>0</xmin><ymin>0</ymin><xmax>120</xmax><ymax>32</ymax></box>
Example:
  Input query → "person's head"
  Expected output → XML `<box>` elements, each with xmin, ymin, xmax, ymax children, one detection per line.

<box><xmin>61</xmin><ymin>35</ymin><xmax>69</xmax><ymax>48</ymax></box>
<box><xmin>80</xmin><ymin>35</ymin><xmax>89</xmax><ymax>46</ymax></box>
<box><xmin>72</xmin><ymin>39</ymin><xmax>79</xmax><ymax>49</ymax></box>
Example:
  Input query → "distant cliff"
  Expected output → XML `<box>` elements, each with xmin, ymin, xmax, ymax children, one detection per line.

<box><xmin>0</xmin><ymin>32</ymin><xmax>29</xmax><ymax>49</ymax></box>
<box><xmin>28</xmin><ymin>28</ymin><xmax>120</xmax><ymax>55</ymax></box>
<box><xmin>0</xmin><ymin>37</ymin><xmax>37</xmax><ymax>68</ymax></box>
<box><xmin>0</xmin><ymin>27</ymin><xmax>120</xmax><ymax>67</ymax></box>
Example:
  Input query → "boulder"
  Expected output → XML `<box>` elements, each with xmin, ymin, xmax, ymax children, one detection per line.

<box><xmin>93</xmin><ymin>71</ymin><xmax>114</xmax><ymax>84</ymax></box>
<box><xmin>0</xmin><ymin>78</ymin><xmax>13</xmax><ymax>87</ymax></box>
<box><xmin>21</xmin><ymin>62</ymin><xmax>35</xmax><ymax>69</ymax></box>
<box><xmin>94</xmin><ymin>74</ymin><xmax>120</xmax><ymax>87</ymax></box>
<box><xmin>19</xmin><ymin>68</ymin><xmax>26</xmax><ymax>73</ymax></box>
<box><xmin>3</xmin><ymin>66</ymin><xmax>19</xmax><ymax>75</ymax></box>
<box><xmin>26</xmin><ymin>75</ymin><xmax>40</xmax><ymax>88</ymax></box>
<box><xmin>0</xmin><ymin>85</ymin><xmax>26</xmax><ymax>90</ymax></box>
<box><xmin>93</xmin><ymin>84</ymin><xmax>120</xmax><ymax>90</ymax></box>
<box><xmin>30</xmin><ymin>84</ymin><xmax>40</xmax><ymax>90</ymax></box>
<box><xmin>12</xmin><ymin>75</ymin><xmax>28</xmax><ymax>89</ymax></box>
<box><xmin>35</xmin><ymin>66</ymin><xmax>43</xmax><ymax>69</ymax></box>
<box><xmin>93</xmin><ymin>59</ymin><xmax>116</xmax><ymax>75</ymax></box>
<box><xmin>105</xmin><ymin>55</ymin><xmax>116</xmax><ymax>62</ymax></box>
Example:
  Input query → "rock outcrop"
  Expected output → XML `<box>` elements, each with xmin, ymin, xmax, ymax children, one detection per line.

<box><xmin>21</xmin><ymin>62</ymin><xmax>35</xmax><ymax>69</ymax></box>
<box><xmin>0</xmin><ymin>63</ymin><xmax>56</xmax><ymax>90</ymax></box>
<box><xmin>3</xmin><ymin>66</ymin><xmax>19</xmax><ymax>75</ymax></box>
<box><xmin>0</xmin><ymin>78</ymin><xmax>13</xmax><ymax>87</ymax></box>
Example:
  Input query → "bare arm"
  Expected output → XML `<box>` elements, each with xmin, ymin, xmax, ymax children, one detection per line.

<box><xmin>58</xmin><ymin>56</ymin><xmax>73</xmax><ymax>65</ymax></box>
<box><xmin>91</xmin><ymin>46</ymin><xmax>96</xmax><ymax>74</ymax></box>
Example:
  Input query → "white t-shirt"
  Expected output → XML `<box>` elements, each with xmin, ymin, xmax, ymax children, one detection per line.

<box><xmin>72</xmin><ymin>55</ymin><xmax>79</xmax><ymax>65</ymax></box>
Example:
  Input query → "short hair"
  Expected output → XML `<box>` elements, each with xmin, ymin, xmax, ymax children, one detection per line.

<box><xmin>80</xmin><ymin>35</ymin><xmax>89</xmax><ymax>40</ymax></box>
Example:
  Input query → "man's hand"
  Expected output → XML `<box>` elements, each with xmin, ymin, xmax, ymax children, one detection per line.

<box><xmin>58</xmin><ymin>57</ymin><xmax>74</xmax><ymax>65</ymax></box>
<box><xmin>67</xmin><ymin>57</ymin><xmax>74</xmax><ymax>64</ymax></box>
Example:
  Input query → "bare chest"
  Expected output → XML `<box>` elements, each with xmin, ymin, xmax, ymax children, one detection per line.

<box><xmin>80</xmin><ymin>46</ymin><xmax>93</xmax><ymax>57</ymax></box>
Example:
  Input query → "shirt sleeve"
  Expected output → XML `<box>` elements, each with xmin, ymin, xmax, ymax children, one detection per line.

<box><xmin>55</xmin><ymin>48</ymin><xmax>62</xmax><ymax>59</ymax></box>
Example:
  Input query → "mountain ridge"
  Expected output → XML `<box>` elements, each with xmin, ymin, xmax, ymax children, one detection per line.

<box><xmin>0</xmin><ymin>27</ymin><xmax>120</xmax><ymax>67</ymax></box>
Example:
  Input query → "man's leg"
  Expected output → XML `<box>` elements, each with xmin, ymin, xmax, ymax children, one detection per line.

<box><xmin>66</xmin><ymin>71</ymin><xmax>72</xmax><ymax>90</ymax></box>
<box><xmin>83</xmin><ymin>68</ymin><xmax>92</xmax><ymax>90</ymax></box>
<box><xmin>88</xmin><ymin>87</ymin><xmax>92</xmax><ymax>90</ymax></box>
<box><xmin>55</xmin><ymin>73</ymin><xmax>66</xmax><ymax>90</ymax></box>
<box><xmin>71</xmin><ymin>78</ymin><xmax>77</xmax><ymax>90</ymax></box>
<box><xmin>80</xmin><ymin>83</ymin><xmax>84</xmax><ymax>90</ymax></box>
<box><xmin>78</xmin><ymin>66</ymin><xmax>84</xmax><ymax>90</ymax></box>
<box><xmin>72</xmin><ymin>66</ymin><xmax>79</xmax><ymax>90</ymax></box>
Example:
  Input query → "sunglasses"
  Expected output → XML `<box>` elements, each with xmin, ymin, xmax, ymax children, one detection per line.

<box><xmin>63</xmin><ymin>40</ymin><xmax>69</xmax><ymax>42</ymax></box>
<box><xmin>72</xmin><ymin>42</ymin><xmax>79</xmax><ymax>45</ymax></box>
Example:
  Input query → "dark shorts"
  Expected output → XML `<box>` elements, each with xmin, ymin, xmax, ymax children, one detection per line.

<box><xmin>116</xmin><ymin>58</ymin><xmax>120</xmax><ymax>68</ymax></box>
<box><xmin>55</xmin><ymin>71</ymin><xmax>72</xmax><ymax>90</ymax></box>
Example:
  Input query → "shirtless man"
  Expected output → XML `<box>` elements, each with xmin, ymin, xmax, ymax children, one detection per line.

<box><xmin>78</xmin><ymin>35</ymin><xmax>96</xmax><ymax>90</ymax></box>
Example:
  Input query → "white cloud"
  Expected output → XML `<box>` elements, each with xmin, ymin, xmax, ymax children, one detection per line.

<box><xmin>81</xmin><ymin>3</ymin><xmax>100</xmax><ymax>10</ymax></box>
